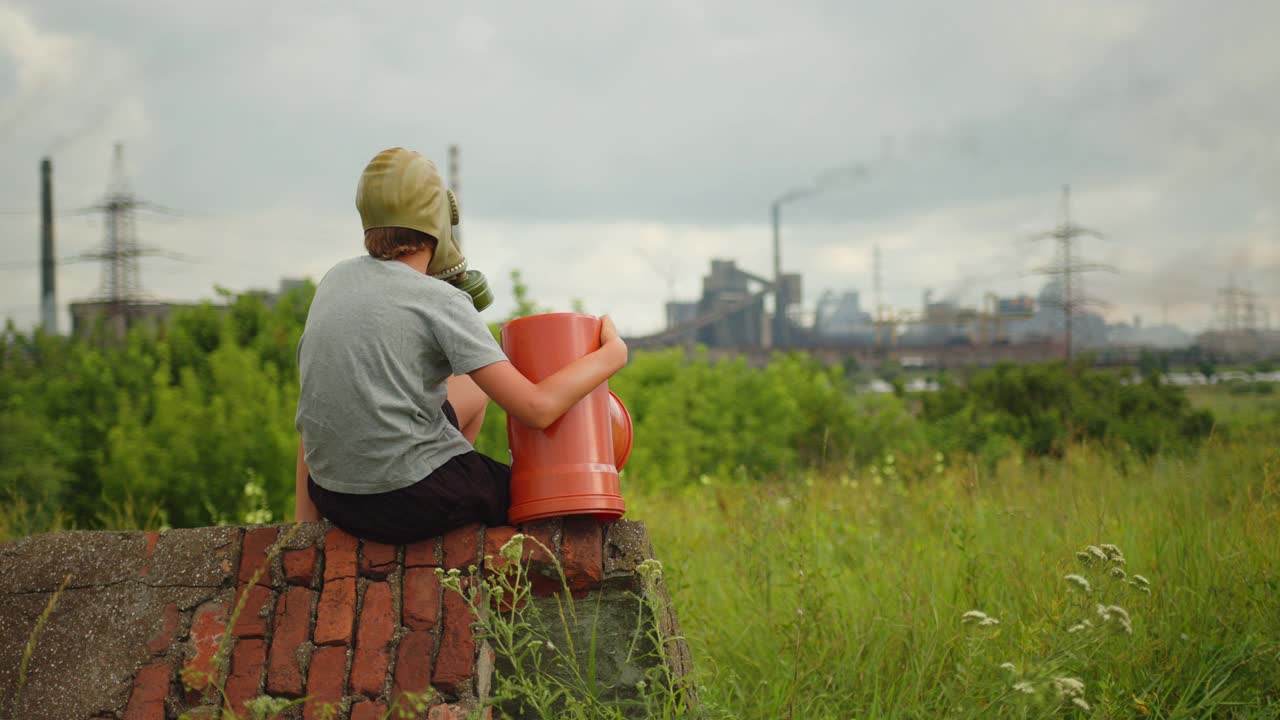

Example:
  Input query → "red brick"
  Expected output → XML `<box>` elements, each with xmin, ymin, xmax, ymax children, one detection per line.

<box><xmin>239</xmin><ymin>526</ymin><xmax>281</xmax><ymax>587</ymax></box>
<box><xmin>520</xmin><ymin>520</ymin><xmax>562</xmax><ymax>596</ymax></box>
<box><xmin>403</xmin><ymin>567</ymin><xmax>441</xmax><ymax>630</ymax></box>
<box><xmin>529</xmin><ymin>573</ymin><xmax>563</xmax><ymax>597</ymax></box>
<box><xmin>224</xmin><ymin>638</ymin><xmax>267</xmax><ymax>717</ymax></box>
<box><xmin>314</xmin><ymin>576</ymin><xmax>356</xmax><ymax>646</ymax></box>
<box><xmin>350</xmin><ymin>582</ymin><xmax>395</xmax><ymax>697</ymax></box>
<box><xmin>360</xmin><ymin>540</ymin><xmax>398</xmax><ymax>578</ymax></box>
<box><xmin>324</xmin><ymin>527</ymin><xmax>359</xmax><ymax>581</ymax></box>
<box><xmin>431</xmin><ymin>584</ymin><xmax>475</xmax><ymax>693</ymax></box>
<box><xmin>303</xmin><ymin>645</ymin><xmax>348</xmax><ymax>720</ymax></box>
<box><xmin>146</xmin><ymin>602</ymin><xmax>179</xmax><ymax>655</ymax></box>
<box><xmin>518</xmin><ymin>519</ymin><xmax>559</xmax><ymax>564</ymax></box>
<box><xmin>231</xmin><ymin>584</ymin><xmax>274</xmax><ymax>638</ymax></box>
<box><xmin>351</xmin><ymin>700</ymin><xmax>389</xmax><ymax>720</ymax></box>
<box><xmin>405</xmin><ymin>536</ymin><xmax>440</xmax><ymax>567</ymax></box>
<box><xmin>442</xmin><ymin>522</ymin><xmax>481</xmax><ymax>570</ymax></box>
<box><xmin>267</xmin><ymin>586</ymin><xmax>316</xmax><ymax>696</ymax></box>
<box><xmin>123</xmin><ymin>661</ymin><xmax>170</xmax><ymax>720</ymax></box>
<box><xmin>392</xmin><ymin>629</ymin><xmax>434</xmax><ymax>700</ymax></box>
<box><xmin>183</xmin><ymin>599</ymin><xmax>228</xmax><ymax>698</ymax></box>
<box><xmin>561</xmin><ymin>517</ymin><xmax>603</xmax><ymax>597</ymax></box>
<box><xmin>284</xmin><ymin>546</ymin><xmax>318</xmax><ymax>585</ymax></box>
<box><xmin>483</xmin><ymin>526</ymin><xmax>518</xmax><ymax>574</ymax></box>
<box><xmin>140</xmin><ymin>531</ymin><xmax>160</xmax><ymax>575</ymax></box>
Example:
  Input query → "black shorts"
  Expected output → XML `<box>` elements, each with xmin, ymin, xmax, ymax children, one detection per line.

<box><xmin>307</xmin><ymin>401</ymin><xmax>512</xmax><ymax>545</ymax></box>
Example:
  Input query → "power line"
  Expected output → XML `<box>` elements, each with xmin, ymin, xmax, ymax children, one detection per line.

<box><xmin>1030</xmin><ymin>185</ymin><xmax>1115</xmax><ymax>360</ymax></box>
<box><xmin>61</xmin><ymin>142</ymin><xmax>188</xmax><ymax>339</ymax></box>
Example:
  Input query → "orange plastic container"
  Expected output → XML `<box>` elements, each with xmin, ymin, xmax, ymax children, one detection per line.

<box><xmin>501</xmin><ymin>313</ymin><xmax>631</xmax><ymax>524</ymax></box>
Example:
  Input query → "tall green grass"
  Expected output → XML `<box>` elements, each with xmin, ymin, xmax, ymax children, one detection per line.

<box><xmin>633</xmin><ymin>437</ymin><xmax>1280</xmax><ymax>718</ymax></box>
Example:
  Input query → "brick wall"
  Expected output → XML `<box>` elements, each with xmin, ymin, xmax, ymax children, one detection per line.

<box><xmin>0</xmin><ymin>518</ymin><xmax>690</xmax><ymax>720</ymax></box>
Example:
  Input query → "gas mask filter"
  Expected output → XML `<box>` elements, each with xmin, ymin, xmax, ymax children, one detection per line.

<box><xmin>356</xmin><ymin>147</ymin><xmax>494</xmax><ymax>311</ymax></box>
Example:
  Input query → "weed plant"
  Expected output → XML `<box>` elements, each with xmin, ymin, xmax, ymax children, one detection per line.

<box><xmin>437</xmin><ymin>533</ymin><xmax>694</xmax><ymax>719</ymax></box>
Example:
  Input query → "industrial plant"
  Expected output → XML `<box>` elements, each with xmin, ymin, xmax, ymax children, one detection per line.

<box><xmin>16</xmin><ymin>146</ymin><xmax>1278</xmax><ymax>367</ymax></box>
<box><xmin>628</xmin><ymin>187</ymin><xmax>1276</xmax><ymax>367</ymax></box>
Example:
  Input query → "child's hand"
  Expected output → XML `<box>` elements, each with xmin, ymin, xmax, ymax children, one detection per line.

<box><xmin>599</xmin><ymin>315</ymin><xmax>628</xmax><ymax>369</ymax></box>
<box><xmin>600</xmin><ymin>315</ymin><xmax>622</xmax><ymax>346</ymax></box>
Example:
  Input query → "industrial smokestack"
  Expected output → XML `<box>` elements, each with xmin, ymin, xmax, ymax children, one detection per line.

<box><xmin>39</xmin><ymin>157</ymin><xmax>56</xmax><ymax>333</ymax></box>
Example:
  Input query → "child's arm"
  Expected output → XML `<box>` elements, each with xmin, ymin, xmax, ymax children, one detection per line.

<box><xmin>470</xmin><ymin>315</ymin><xmax>628</xmax><ymax>430</ymax></box>
<box><xmin>294</xmin><ymin>438</ymin><xmax>322</xmax><ymax>522</ymax></box>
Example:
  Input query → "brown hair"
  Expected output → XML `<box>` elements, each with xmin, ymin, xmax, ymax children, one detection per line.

<box><xmin>364</xmin><ymin>226</ymin><xmax>438</xmax><ymax>260</ymax></box>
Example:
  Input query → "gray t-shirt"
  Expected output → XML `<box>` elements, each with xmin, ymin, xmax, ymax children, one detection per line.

<box><xmin>295</xmin><ymin>256</ymin><xmax>507</xmax><ymax>494</ymax></box>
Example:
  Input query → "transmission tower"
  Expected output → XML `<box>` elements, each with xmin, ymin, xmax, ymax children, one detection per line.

<box><xmin>1031</xmin><ymin>185</ymin><xmax>1114</xmax><ymax>360</ymax></box>
<box><xmin>872</xmin><ymin>243</ymin><xmax>883</xmax><ymax>345</ymax></box>
<box><xmin>70</xmin><ymin>143</ymin><xmax>186</xmax><ymax>338</ymax></box>
<box><xmin>1214</xmin><ymin>276</ymin><xmax>1266</xmax><ymax>332</ymax></box>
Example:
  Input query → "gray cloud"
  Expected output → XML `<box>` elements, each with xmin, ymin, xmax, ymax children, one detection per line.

<box><xmin>1</xmin><ymin>0</ymin><xmax>1276</xmax><ymax>334</ymax></box>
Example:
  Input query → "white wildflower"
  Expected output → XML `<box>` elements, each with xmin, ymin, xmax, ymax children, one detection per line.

<box><xmin>636</xmin><ymin>558</ymin><xmax>664</xmax><ymax>584</ymax></box>
<box><xmin>1096</xmin><ymin>604</ymin><xmax>1133</xmax><ymax>634</ymax></box>
<box><xmin>1012</xmin><ymin>681</ymin><xmax>1035</xmax><ymax>695</ymax></box>
<box><xmin>1052</xmin><ymin>676</ymin><xmax>1085</xmax><ymax>698</ymax></box>
<box><xmin>1131</xmin><ymin>574</ymin><xmax>1150</xmax><ymax>587</ymax></box>
<box><xmin>999</xmin><ymin>662</ymin><xmax>1016</xmax><ymax>672</ymax></box>
<box><xmin>1072</xmin><ymin>696</ymin><xmax>1091</xmax><ymax>712</ymax></box>
<box><xmin>244</xmin><ymin>696</ymin><xmax>293</xmax><ymax>716</ymax></box>
<box><xmin>1067</xmin><ymin>622</ymin><xmax>1089</xmax><ymax>633</ymax></box>
<box><xmin>961</xmin><ymin>610</ymin><xmax>991</xmax><ymax>624</ymax></box>
<box><xmin>1105</xmin><ymin>605</ymin><xmax>1131</xmax><ymax>622</ymax></box>
<box><xmin>979</xmin><ymin>616</ymin><xmax>1000</xmax><ymax>626</ymax></box>
<box><xmin>1086</xmin><ymin>545</ymin><xmax>1108</xmax><ymax>562</ymax></box>
<box><xmin>1075</xmin><ymin>551</ymin><xmax>1092</xmax><ymax>564</ymax></box>
<box><xmin>1110</xmin><ymin>567</ymin><xmax>1127</xmax><ymax>580</ymax></box>
<box><xmin>1099</xmin><ymin>543</ymin><xmax>1124</xmax><ymax>560</ymax></box>
<box><xmin>1064</xmin><ymin>574</ymin><xmax>1092</xmax><ymax>593</ymax></box>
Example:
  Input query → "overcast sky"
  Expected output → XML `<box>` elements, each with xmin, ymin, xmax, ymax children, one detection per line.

<box><xmin>1</xmin><ymin>1</ymin><xmax>1277</xmax><ymax>336</ymax></box>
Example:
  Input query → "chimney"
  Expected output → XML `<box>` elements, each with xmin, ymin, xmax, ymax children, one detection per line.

<box><xmin>40</xmin><ymin>157</ymin><xmax>56</xmax><ymax>333</ymax></box>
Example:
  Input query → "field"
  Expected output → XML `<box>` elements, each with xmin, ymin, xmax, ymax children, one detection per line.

<box><xmin>3</xmin><ymin>286</ymin><xmax>1278</xmax><ymax>718</ymax></box>
<box><xmin>634</xmin><ymin>433</ymin><xmax>1280</xmax><ymax>718</ymax></box>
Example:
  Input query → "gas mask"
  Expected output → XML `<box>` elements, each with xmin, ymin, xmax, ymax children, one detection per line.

<box><xmin>356</xmin><ymin>147</ymin><xmax>494</xmax><ymax>311</ymax></box>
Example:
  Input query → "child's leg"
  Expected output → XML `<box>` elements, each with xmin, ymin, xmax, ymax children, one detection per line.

<box><xmin>446</xmin><ymin>374</ymin><xmax>490</xmax><ymax>444</ymax></box>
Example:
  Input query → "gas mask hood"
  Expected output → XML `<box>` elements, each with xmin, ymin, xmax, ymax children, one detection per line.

<box><xmin>356</xmin><ymin>147</ymin><xmax>494</xmax><ymax>311</ymax></box>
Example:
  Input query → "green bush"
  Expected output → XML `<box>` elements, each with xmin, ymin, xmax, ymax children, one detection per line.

<box><xmin>921</xmin><ymin>362</ymin><xmax>1213</xmax><ymax>459</ymax></box>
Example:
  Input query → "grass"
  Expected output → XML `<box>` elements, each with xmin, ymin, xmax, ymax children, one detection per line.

<box><xmin>2</xmin><ymin>574</ymin><xmax>71</xmax><ymax>720</ymax></box>
<box><xmin>631</xmin><ymin>434</ymin><xmax>1280</xmax><ymax>718</ymax></box>
<box><xmin>1185</xmin><ymin>384</ymin><xmax>1280</xmax><ymax>424</ymax></box>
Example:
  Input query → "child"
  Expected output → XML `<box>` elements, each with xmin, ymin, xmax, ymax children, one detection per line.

<box><xmin>293</xmin><ymin>147</ymin><xmax>627</xmax><ymax>543</ymax></box>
